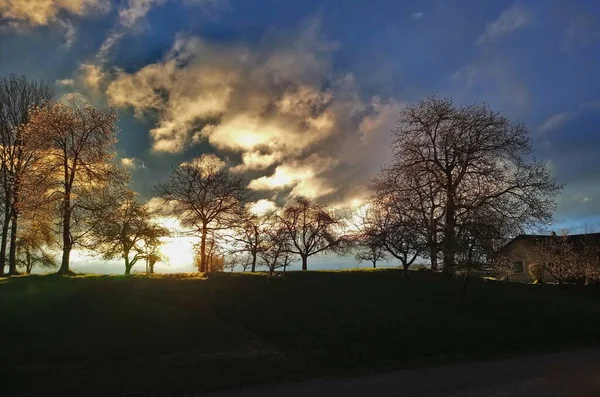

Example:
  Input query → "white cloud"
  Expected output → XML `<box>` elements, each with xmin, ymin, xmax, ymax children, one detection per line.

<box><xmin>537</xmin><ymin>112</ymin><xmax>570</xmax><ymax>134</ymax></box>
<box><xmin>410</xmin><ymin>12</ymin><xmax>423</xmax><ymax>20</ymax></box>
<box><xmin>120</xmin><ymin>157</ymin><xmax>146</xmax><ymax>169</ymax></box>
<box><xmin>248</xmin><ymin>199</ymin><xmax>277</xmax><ymax>216</ymax></box>
<box><xmin>56</xmin><ymin>78</ymin><xmax>75</xmax><ymax>87</ymax></box>
<box><xmin>477</xmin><ymin>4</ymin><xmax>531</xmax><ymax>45</ymax></box>
<box><xmin>118</xmin><ymin>0</ymin><xmax>166</xmax><ymax>28</ymax></box>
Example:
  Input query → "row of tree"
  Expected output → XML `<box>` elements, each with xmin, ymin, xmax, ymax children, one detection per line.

<box><xmin>0</xmin><ymin>75</ymin><xmax>172</xmax><ymax>276</ymax></box>
<box><xmin>0</xmin><ymin>74</ymin><xmax>563</xmax><ymax>278</ymax></box>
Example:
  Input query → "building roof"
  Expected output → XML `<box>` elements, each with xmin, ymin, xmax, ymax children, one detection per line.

<box><xmin>498</xmin><ymin>232</ymin><xmax>600</xmax><ymax>253</ymax></box>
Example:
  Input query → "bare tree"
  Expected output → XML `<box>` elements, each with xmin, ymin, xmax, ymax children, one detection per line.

<box><xmin>259</xmin><ymin>218</ymin><xmax>294</xmax><ymax>278</ymax></box>
<box><xmin>0</xmin><ymin>75</ymin><xmax>54</xmax><ymax>275</ymax></box>
<box><xmin>90</xmin><ymin>190</ymin><xmax>170</xmax><ymax>275</ymax></box>
<box><xmin>372</xmin><ymin>167</ymin><xmax>444</xmax><ymax>271</ymax></box>
<box><xmin>348</xmin><ymin>205</ymin><xmax>388</xmax><ymax>268</ymax></box>
<box><xmin>385</xmin><ymin>95</ymin><xmax>561</xmax><ymax>272</ymax></box>
<box><xmin>155</xmin><ymin>154</ymin><xmax>250</xmax><ymax>273</ymax></box>
<box><xmin>363</xmin><ymin>197</ymin><xmax>423</xmax><ymax>278</ymax></box>
<box><xmin>27</xmin><ymin>98</ymin><xmax>124</xmax><ymax>274</ymax></box>
<box><xmin>230</xmin><ymin>208</ymin><xmax>272</xmax><ymax>272</ymax></box>
<box><xmin>354</xmin><ymin>240</ymin><xmax>387</xmax><ymax>269</ymax></box>
<box><xmin>279</xmin><ymin>196</ymin><xmax>345</xmax><ymax>271</ymax></box>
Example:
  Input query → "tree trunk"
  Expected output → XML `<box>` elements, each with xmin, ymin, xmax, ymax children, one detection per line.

<box><xmin>26</xmin><ymin>249</ymin><xmax>32</xmax><ymax>274</ymax></box>
<box><xmin>372</xmin><ymin>260</ymin><xmax>376</xmax><ymax>268</ymax></box>
<box><xmin>59</xmin><ymin>242</ymin><xmax>71</xmax><ymax>275</ymax></box>
<box><xmin>149</xmin><ymin>262</ymin><xmax>155</xmax><ymax>274</ymax></box>
<box><xmin>443</xmin><ymin>182</ymin><xmax>456</xmax><ymax>273</ymax></box>
<box><xmin>199</xmin><ymin>223</ymin><xmax>207</xmax><ymax>273</ymax></box>
<box><xmin>8</xmin><ymin>212</ymin><xmax>18</xmax><ymax>275</ymax></box>
<box><xmin>301</xmin><ymin>255</ymin><xmax>307</xmax><ymax>271</ymax></box>
<box><xmin>58</xmin><ymin>196</ymin><xmax>72</xmax><ymax>275</ymax></box>
<box><xmin>430</xmin><ymin>245</ymin><xmax>438</xmax><ymax>271</ymax></box>
<box><xmin>0</xmin><ymin>202</ymin><xmax>10</xmax><ymax>276</ymax></box>
<box><xmin>251</xmin><ymin>252</ymin><xmax>257</xmax><ymax>272</ymax></box>
<box><xmin>124</xmin><ymin>253</ymin><xmax>132</xmax><ymax>275</ymax></box>
<box><xmin>462</xmin><ymin>272</ymin><xmax>470</xmax><ymax>301</ymax></box>
<box><xmin>403</xmin><ymin>263</ymin><xmax>410</xmax><ymax>279</ymax></box>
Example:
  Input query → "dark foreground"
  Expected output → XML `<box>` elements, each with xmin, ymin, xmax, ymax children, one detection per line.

<box><xmin>209</xmin><ymin>347</ymin><xmax>600</xmax><ymax>397</ymax></box>
<box><xmin>1</xmin><ymin>270</ymin><xmax>600</xmax><ymax>396</ymax></box>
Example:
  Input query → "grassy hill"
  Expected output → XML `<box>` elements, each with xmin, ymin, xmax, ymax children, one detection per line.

<box><xmin>1</xmin><ymin>269</ymin><xmax>600</xmax><ymax>396</ymax></box>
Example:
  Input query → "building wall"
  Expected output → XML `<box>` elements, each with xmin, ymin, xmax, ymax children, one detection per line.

<box><xmin>500</xmin><ymin>239</ymin><xmax>557</xmax><ymax>283</ymax></box>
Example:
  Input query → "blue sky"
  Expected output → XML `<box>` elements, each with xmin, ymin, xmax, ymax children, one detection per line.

<box><xmin>1</xmin><ymin>0</ymin><xmax>600</xmax><ymax>272</ymax></box>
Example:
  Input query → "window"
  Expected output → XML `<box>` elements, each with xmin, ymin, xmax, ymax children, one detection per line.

<box><xmin>512</xmin><ymin>261</ymin><xmax>524</xmax><ymax>274</ymax></box>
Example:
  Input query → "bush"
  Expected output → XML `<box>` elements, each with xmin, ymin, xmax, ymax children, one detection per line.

<box><xmin>528</xmin><ymin>263</ymin><xmax>545</xmax><ymax>284</ymax></box>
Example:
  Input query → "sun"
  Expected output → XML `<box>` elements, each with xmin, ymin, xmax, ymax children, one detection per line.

<box><xmin>155</xmin><ymin>217</ymin><xmax>199</xmax><ymax>270</ymax></box>
<box><xmin>159</xmin><ymin>236</ymin><xmax>197</xmax><ymax>269</ymax></box>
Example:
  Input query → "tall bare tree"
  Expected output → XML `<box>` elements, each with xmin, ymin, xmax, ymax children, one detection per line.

<box><xmin>385</xmin><ymin>95</ymin><xmax>560</xmax><ymax>272</ymax></box>
<box><xmin>0</xmin><ymin>75</ymin><xmax>54</xmax><ymax>275</ymax></box>
<box><xmin>279</xmin><ymin>196</ymin><xmax>344</xmax><ymax>271</ymax></box>
<box><xmin>155</xmin><ymin>154</ymin><xmax>250</xmax><ymax>273</ymax></box>
<box><xmin>27</xmin><ymin>98</ymin><xmax>123</xmax><ymax>274</ymax></box>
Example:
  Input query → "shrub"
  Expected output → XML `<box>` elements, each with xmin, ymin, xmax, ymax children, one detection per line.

<box><xmin>528</xmin><ymin>263</ymin><xmax>545</xmax><ymax>284</ymax></box>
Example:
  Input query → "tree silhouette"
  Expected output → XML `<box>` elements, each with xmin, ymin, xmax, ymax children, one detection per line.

<box><xmin>383</xmin><ymin>95</ymin><xmax>560</xmax><ymax>272</ymax></box>
<box><xmin>155</xmin><ymin>154</ymin><xmax>250</xmax><ymax>273</ymax></box>
<box><xmin>0</xmin><ymin>75</ymin><xmax>54</xmax><ymax>275</ymax></box>
<box><xmin>279</xmin><ymin>197</ymin><xmax>344</xmax><ymax>271</ymax></box>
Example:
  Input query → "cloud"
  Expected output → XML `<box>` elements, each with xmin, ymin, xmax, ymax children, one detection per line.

<box><xmin>0</xmin><ymin>0</ymin><xmax>110</xmax><ymax>26</ymax></box>
<box><xmin>248</xmin><ymin>199</ymin><xmax>277</xmax><ymax>216</ymax></box>
<box><xmin>0</xmin><ymin>0</ymin><xmax>110</xmax><ymax>47</ymax></box>
<box><xmin>452</xmin><ymin>54</ymin><xmax>530</xmax><ymax>111</ymax></box>
<box><xmin>230</xmin><ymin>151</ymin><xmax>281</xmax><ymax>173</ymax></box>
<box><xmin>538</xmin><ymin>112</ymin><xmax>570</xmax><ymax>134</ymax></box>
<box><xmin>57</xmin><ymin>17</ymin><xmax>76</xmax><ymax>47</ymax></box>
<box><xmin>410</xmin><ymin>12</ymin><xmax>423</xmax><ymax>21</ymax></box>
<box><xmin>118</xmin><ymin>0</ymin><xmax>166</xmax><ymax>28</ymax></box>
<box><xmin>56</xmin><ymin>78</ymin><xmax>75</xmax><ymax>87</ymax></box>
<box><xmin>106</xmin><ymin>20</ymin><xmax>402</xmax><ymax>204</ymax></box>
<box><xmin>562</xmin><ymin>14</ymin><xmax>600</xmax><ymax>50</ymax></box>
<box><xmin>477</xmin><ymin>4</ymin><xmax>531</xmax><ymax>45</ymax></box>
<box><xmin>121</xmin><ymin>157</ymin><xmax>146</xmax><ymax>169</ymax></box>
<box><xmin>79</xmin><ymin>63</ymin><xmax>105</xmax><ymax>90</ymax></box>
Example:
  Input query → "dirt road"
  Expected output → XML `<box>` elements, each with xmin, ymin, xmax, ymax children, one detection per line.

<box><xmin>206</xmin><ymin>347</ymin><xmax>600</xmax><ymax>397</ymax></box>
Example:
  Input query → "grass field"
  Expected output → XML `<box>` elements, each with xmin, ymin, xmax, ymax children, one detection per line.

<box><xmin>1</xmin><ymin>269</ymin><xmax>600</xmax><ymax>396</ymax></box>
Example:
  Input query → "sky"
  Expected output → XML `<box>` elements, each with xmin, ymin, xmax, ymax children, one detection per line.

<box><xmin>1</xmin><ymin>0</ymin><xmax>600</xmax><ymax>273</ymax></box>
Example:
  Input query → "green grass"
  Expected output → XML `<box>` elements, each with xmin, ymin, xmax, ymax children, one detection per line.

<box><xmin>1</xmin><ymin>269</ymin><xmax>600</xmax><ymax>396</ymax></box>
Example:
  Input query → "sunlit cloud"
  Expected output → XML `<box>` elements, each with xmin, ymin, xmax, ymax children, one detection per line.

<box><xmin>0</xmin><ymin>0</ymin><xmax>110</xmax><ymax>26</ymax></box>
<box><xmin>103</xmin><ymin>19</ymin><xmax>403</xmax><ymax>206</ymax></box>
<box><xmin>248</xmin><ymin>199</ymin><xmax>277</xmax><ymax>215</ymax></box>
<box><xmin>79</xmin><ymin>63</ymin><xmax>105</xmax><ymax>90</ymax></box>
